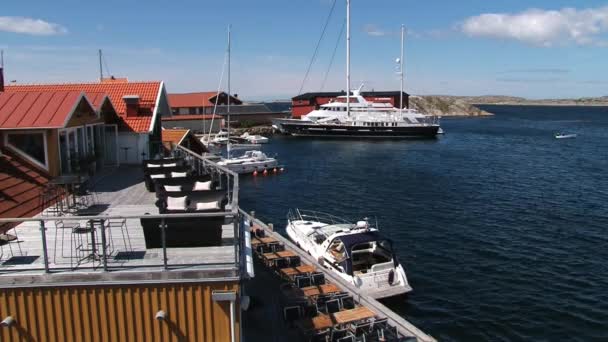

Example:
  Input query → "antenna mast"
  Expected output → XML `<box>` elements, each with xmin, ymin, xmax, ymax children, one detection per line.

<box><xmin>98</xmin><ymin>49</ymin><xmax>103</xmax><ymax>81</ymax></box>
<box><xmin>346</xmin><ymin>0</ymin><xmax>351</xmax><ymax>117</ymax></box>
<box><xmin>227</xmin><ymin>25</ymin><xmax>231</xmax><ymax>158</ymax></box>
<box><xmin>400</xmin><ymin>25</ymin><xmax>404</xmax><ymax>115</ymax></box>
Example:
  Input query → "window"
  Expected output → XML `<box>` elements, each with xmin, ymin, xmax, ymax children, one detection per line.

<box><xmin>188</xmin><ymin>107</ymin><xmax>196</xmax><ymax>115</ymax></box>
<box><xmin>7</xmin><ymin>132</ymin><xmax>47</xmax><ymax>167</ymax></box>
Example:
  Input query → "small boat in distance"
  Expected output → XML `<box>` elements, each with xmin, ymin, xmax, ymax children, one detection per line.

<box><xmin>240</xmin><ymin>132</ymin><xmax>269</xmax><ymax>144</ymax></box>
<box><xmin>555</xmin><ymin>133</ymin><xmax>577</xmax><ymax>139</ymax></box>
<box><xmin>217</xmin><ymin>150</ymin><xmax>278</xmax><ymax>174</ymax></box>
<box><xmin>285</xmin><ymin>209</ymin><xmax>412</xmax><ymax>299</ymax></box>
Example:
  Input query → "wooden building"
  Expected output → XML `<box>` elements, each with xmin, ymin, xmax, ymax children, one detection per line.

<box><xmin>5</xmin><ymin>79</ymin><xmax>171</xmax><ymax>164</ymax></box>
<box><xmin>291</xmin><ymin>91</ymin><xmax>410</xmax><ymax>118</ymax></box>
<box><xmin>169</xmin><ymin>92</ymin><xmax>242</xmax><ymax>115</ymax></box>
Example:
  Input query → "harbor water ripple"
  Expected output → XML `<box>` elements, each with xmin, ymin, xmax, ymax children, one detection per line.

<box><xmin>239</xmin><ymin>105</ymin><xmax>608</xmax><ymax>341</ymax></box>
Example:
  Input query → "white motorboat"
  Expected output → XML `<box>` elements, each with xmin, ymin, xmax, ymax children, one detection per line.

<box><xmin>285</xmin><ymin>209</ymin><xmax>412</xmax><ymax>299</ymax></box>
<box><xmin>555</xmin><ymin>133</ymin><xmax>577</xmax><ymax>139</ymax></box>
<box><xmin>217</xmin><ymin>150</ymin><xmax>278</xmax><ymax>174</ymax></box>
<box><xmin>212</xmin><ymin>130</ymin><xmax>230</xmax><ymax>145</ymax></box>
<box><xmin>240</xmin><ymin>132</ymin><xmax>269</xmax><ymax>144</ymax></box>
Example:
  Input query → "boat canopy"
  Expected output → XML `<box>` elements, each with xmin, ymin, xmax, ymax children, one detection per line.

<box><xmin>332</xmin><ymin>231</ymin><xmax>397</xmax><ymax>275</ymax></box>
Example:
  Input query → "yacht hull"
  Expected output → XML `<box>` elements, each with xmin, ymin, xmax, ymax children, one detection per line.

<box><xmin>273</xmin><ymin>119</ymin><xmax>439</xmax><ymax>138</ymax></box>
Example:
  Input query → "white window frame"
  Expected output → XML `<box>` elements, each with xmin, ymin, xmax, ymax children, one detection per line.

<box><xmin>4</xmin><ymin>130</ymin><xmax>49</xmax><ymax>171</ymax></box>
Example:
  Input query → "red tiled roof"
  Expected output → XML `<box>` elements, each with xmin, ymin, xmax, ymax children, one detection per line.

<box><xmin>0</xmin><ymin>91</ymin><xmax>87</xmax><ymax>129</ymax></box>
<box><xmin>168</xmin><ymin>91</ymin><xmax>242</xmax><ymax>108</ymax></box>
<box><xmin>162</xmin><ymin>128</ymin><xmax>189</xmax><ymax>145</ymax></box>
<box><xmin>5</xmin><ymin>81</ymin><xmax>162</xmax><ymax>132</ymax></box>
<box><xmin>168</xmin><ymin>92</ymin><xmax>218</xmax><ymax>108</ymax></box>
<box><xmin>0</xmin><ymin>148</ymin><xmax>56</xmax><ymax>233</ymax></box>
<box><xmin>162</xmin><ymin>114</ymin><xmax>218</xmax><ymax>121</ymax></box>
<box><xmin>124</xmin><ymin>117</ymin><xmax>153</xmax><ymax>133</ymax></box>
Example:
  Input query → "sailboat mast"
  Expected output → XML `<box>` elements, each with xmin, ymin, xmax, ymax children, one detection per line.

<box><xmin>98</xmin><ymin>49</ymin><xmax>103</xmax><ymax>82</ymax></box>
<box><xmin>400</xmin><ymin>25</ymin><xmax>404</xmax><ymax>116</ymax></box>
<box><xmin>227</xmin><ymin>25</ymin><xmax>231</xmax><ymax>157</ymax></box>
<box><xmin>346</xmin><ymin>0</ymin><xmax>351</xmax><ymax>116</ymax></box>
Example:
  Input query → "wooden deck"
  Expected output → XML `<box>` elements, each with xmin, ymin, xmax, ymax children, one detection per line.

<box><xmin>0</xmin><ymin>166</ymin><xmax>239</xmax><ymax>286</ymax></box>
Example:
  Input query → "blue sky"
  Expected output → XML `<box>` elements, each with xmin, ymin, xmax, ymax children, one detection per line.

<box><xmin>1</xmin><ymin>0</ymin><xmax>608</xmax><ymax>100</ymax></box>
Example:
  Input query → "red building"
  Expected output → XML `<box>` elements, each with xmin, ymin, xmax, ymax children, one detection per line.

<box><xmin>291</xmin><ymin>91</ymin><xmax>410</xmax><ymax>118</ymax></box>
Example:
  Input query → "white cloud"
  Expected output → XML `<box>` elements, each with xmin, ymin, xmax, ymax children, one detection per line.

<box><xmin>0</xmin><ymin>16</ymin><xmax>67</xmax><ymax>36</ymax></box>
<box><xmin>363</xmin><ymin>24</ymin><xmax>392</xmax><ymax>37</ymax></box>
<box><xmin>460</xmin><ymin>6</ymin><xmax>608</xmax><ymax>46</ymax></box>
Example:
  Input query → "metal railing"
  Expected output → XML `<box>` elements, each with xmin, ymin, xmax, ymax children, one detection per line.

<box><xmin>173</xmin><ymin>145</ymin><xmax>239</xmax><ymax>212</ymax></box>
<box><xmin>0</xmin><ymin>147</ymin><xmax>245</xmax><ymax>279</ymax></box>
<box><xmin>287</xmin><ymin>208</ymin><xmax>352</xmax><ymax>226</ymax></box>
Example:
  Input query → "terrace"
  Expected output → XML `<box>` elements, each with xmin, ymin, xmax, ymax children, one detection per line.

<box><xmin>0</xmin><ymin>147</ymin><xmax>248</xmax><ymax>286</ymax></box>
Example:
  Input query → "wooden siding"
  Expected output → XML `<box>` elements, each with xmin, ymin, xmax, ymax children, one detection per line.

<box><xmin>66</xmin><ymin>100</ymin><xmax>103</xmax><ymax>128</ymax></box>
<box><xmin>46</xmin><ymin>129</ymin><xmax>60</xmax><ymax>176</ymax></box>
<box><xmin>0</xmin><ymin>282</ymin><xmax>241</xmax><ymax>342</ymax></box>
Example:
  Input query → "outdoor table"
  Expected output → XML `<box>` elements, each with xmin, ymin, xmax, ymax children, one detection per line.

<box><xmin>332</xmin><ymin>307</ymin><xmax>375</xmax><ymax>325</ymax></box>
<box><xmin>296</xmin><ymin>265</ymin><xmax>316</xmax><ymax>273</ymax></box>
<box><xmin>296</xmin><ymin>314</ymin><xmax>334</xmax><ymax>332</ymax></box>
<box><xmin>49</xmin><ymin>174</ymin><xmax>89</xmax><ymax>208</ymax></box>
<box><xmin>251</xmin><ymin>236</ymin><xmax>278</xmax><ymax>247</ymax></box>
<box><xmin>280</xmin><ymin>264</ymin><xmax>317</xmax><ymax>280</ymax></box>
<box><xmin>301</xmin><ymin>284</ymin><xmax>341</xmax><ymax>298</ymax></box>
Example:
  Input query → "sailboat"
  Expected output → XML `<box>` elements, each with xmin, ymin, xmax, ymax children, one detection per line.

<box><xmin>273</xmin><ymin>2</ymin><xmax>440</xmax><ymax>138</ymax></box>
<box><xmin>215</xmin><ymin>26</ymin><xmax>279</xmax><ymax>174</ymax></box>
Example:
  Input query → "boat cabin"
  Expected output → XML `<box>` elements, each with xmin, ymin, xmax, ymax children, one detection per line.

<box><xmin>326</xmin><ymin>231</ymin><xmax>397</xmax><ymax>276</ymax></box>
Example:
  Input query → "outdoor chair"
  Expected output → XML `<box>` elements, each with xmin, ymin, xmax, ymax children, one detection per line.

<box><xmin>303</xmin><ymin>303</ymin><xmax>319</xmax><ymax>318</ymax></box>
<box><xmin>351</xmin><ymin>322</ymin><xmax>372</xmax><ymax>339</ymax></box>
<box><xmin>296</xmin><ymin>275</ymin><xmax>312</xmax><ymax>288</ymax></box>
<box><xmin>53</xmin><ymin>220</ymin><xmax>82</xmax><ymax>267</ymax></box>
<box><xmin>311</xmin><ymin>329</ymin><xmax>330</xmax><ymax>342</ymax></box>
<box><xmin>325</xmin><ymin>299</ymin><xmax>341</xmax><ymax>314</ymax></box>
<box><xmin>335</xmin><ymin>334</ymin><xmax>355</xmax><ymax>342</ymax></box>
<box><xmin>330</xmin><ymin>328</ymin><xmax>350</xmax><ymax>342</ymax></box>
<box><xmin>340</xmin><ymin>296</ymin><xmax>356</xmax><ymax>310</ymax></box>
<box><xmin>311</xmin><ymin>272</ymin><xmax>326</xmax><ymax>286</ymax></box>
<box><xmin>275</xmin><ymin>257</ymin><xmax>290</xmax><ymax>270</ymax></box>
<box><xmin>271</xmin><ymin>243</ymin><xmax>285</xmax><ymax>253</ymax></box>
<box><xmin>289</xmin><ymin>255</ymin><xmax>301</xmax><ymax>267</ymax></box>
<box><xmin>283</xmin><ymin>306</ymin><xmax>302</xmax><ymax>326</ymax></box>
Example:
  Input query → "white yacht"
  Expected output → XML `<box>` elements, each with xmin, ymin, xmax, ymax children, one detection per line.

<box><xmin>274</xmin><ymin>86</ymin><xmax>439</xmax><ymax>138</ymax></box>
<box><xmin>285</xmin><ymin>209</ymin><xmax>412</xmax><ymax>299</ymax></box>
<box><xmin>217</xmin><ymin>150</ymin><xmax>278</xmax><ymax>174</ymax></box>
<box><xmin>240</xmin><ymin>132</ymin><xmax>269</xmax><ymax>144</ymax></box>
<box><xmin>273</xmin><ymin>3</ymin><xmax>440</xmax><ymax>138</ymax></box>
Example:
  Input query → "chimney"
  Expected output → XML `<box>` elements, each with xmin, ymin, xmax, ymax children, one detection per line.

<box><xmin>0</xmin><ymin>67</ymin><xmax>4</xmax><ymax>92</ymax></box>
<box><xmin>123</xmin><ymin>95</ymin><xmax>140</xmax><ymax>117</ymax></box>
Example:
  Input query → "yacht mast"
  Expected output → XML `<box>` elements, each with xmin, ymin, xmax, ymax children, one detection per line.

<box><xmin>400</xmin><ymin>25</ymin><xmax>404</xmax><ymax>116</ymax></box>
<box><xmin>346</xmin><ymin>0</ymin><xmax>351</xmax><ymax>116</ymax></box>
<box><xmin>227</xmin><ymin>25</ymin><xmax>231</xmax><ymax>158</ymax></box>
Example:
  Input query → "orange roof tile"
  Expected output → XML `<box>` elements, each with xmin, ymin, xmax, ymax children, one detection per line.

<box><xmin>162</xmin><ymin>128</ymin><xmax>189</xmax><ymax>145</ymax></box>
<box><xmin>0</xmin><ymin>91</ymin><xmax>89</xmax><ymax>129</ymax></box>
<box><xmin>5</xmin><ymin>81</ymin><xmax>162</xmax><ymax>132</ymax></box>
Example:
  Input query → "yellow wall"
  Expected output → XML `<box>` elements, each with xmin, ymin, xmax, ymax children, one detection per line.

<box><xmin>0</xmin><ymin>281</ymin><xmax>241</xmax><ymax>342</ymax></box>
